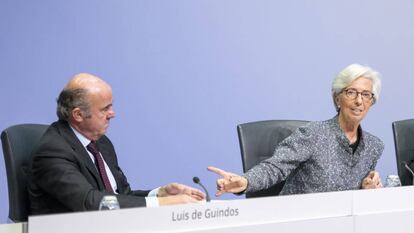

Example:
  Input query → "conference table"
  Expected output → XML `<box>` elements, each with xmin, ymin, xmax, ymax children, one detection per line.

<box><xmin>3</xmin><ymin>185</ymin><xmax>414</xmax><ymax>233</ymax></box>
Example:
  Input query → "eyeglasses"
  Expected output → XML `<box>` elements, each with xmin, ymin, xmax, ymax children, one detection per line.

<box><xmin>342</xmin><ymin>88</ymin><xmax>374</xmax><ymax>101</ymax></box>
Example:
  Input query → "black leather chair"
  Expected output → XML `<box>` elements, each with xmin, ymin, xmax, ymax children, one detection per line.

<box><xmin>237</xmin><ymin>120</ymin><xmax>309</xmax><ymax>198</ymax></box>
<box><xmin>392</xmin><ymin>119</ymin><xmax>414</xmax><ymax>186</ymax></box>
<box><xmin>1</xmin><ymin>124</ymin><xmax>48</xmax><ymax>222</ymax></box>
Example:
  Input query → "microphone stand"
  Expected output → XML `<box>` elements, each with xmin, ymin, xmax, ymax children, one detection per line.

<box><xmin>402</xmin><ymin>161</ymin><xmax>414</xmax><ymax>185</ymax></box>
<box><xmin>193</xmin><ymin>176</ymin><xmax>211</xmax><ymax>202</ymax></box>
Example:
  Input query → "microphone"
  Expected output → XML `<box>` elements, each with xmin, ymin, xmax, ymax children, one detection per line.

<box><xmin>193</xmin><ymin>176</ymin><xmax>211</xmax><ymax>202</ymax></box>
<box><xmin>401</xmin><ymin>161</ymin><xmax>414</xmax><ymax>185</ymax></box>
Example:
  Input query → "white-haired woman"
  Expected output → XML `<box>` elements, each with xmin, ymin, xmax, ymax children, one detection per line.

<box><xmin>209</xmin><ymin>64</ymin><xmax>384</xmax><ymax>196</ymax></box>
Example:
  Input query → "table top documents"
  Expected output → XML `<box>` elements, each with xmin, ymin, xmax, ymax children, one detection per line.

<box><xmin>0</xmin><ymin>223</ymin><xmax>25</xmax><ymax>233</ymax></box>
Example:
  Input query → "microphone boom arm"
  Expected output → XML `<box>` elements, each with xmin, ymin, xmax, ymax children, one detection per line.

<box><xmin>193</xmin><ymin>176</ymin><xmax>211</xmax><ymax>202</ymax></box>
<box><xmin>402</xmin><ymin>161</ymin><xmax>414</xmax><ymax>185</ymax></box>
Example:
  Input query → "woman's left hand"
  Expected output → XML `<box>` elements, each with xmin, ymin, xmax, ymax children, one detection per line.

<box><xmin>361</xmin><ymin>170</ymin><xmax>382</xmax><ymax>189</ymax></box>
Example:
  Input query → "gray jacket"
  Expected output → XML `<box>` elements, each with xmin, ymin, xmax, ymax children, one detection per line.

<box><xmin>243</xmin><ymin>115</ymin><xmax>384</xmax><ymax>195</ymax></box>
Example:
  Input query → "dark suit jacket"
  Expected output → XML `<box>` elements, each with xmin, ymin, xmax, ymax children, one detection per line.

<box><xmin>29</xmin><ymin>120</ymin><xmax>150</xmax><ymax>215</ymax></box>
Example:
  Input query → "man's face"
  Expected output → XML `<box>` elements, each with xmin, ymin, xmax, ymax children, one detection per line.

<box><xmin>80</xmin><ymin>85</ymin><xmax>115</xmax><ymax>141</ymax></box>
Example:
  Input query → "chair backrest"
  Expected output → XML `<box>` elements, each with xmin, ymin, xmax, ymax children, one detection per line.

<box><xmin>237</xmin><ymin>120</ymin><xmax>309</xmax><ymax>198</ymax></box>
<box><xmin>392</xmin><ymin>119</ymin><xmax>414</xmax><ymax>186</ymax></box>
<box><xmin>1</xmin><ymin>124</ymin><xmax>48</xmax><ymax>222</ymax></box>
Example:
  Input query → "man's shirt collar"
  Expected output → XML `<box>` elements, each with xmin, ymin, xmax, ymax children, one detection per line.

<box><xmin>70</xmin><ymin>126</ymin><xmax>91</xmax><ymax>148</ymax></box>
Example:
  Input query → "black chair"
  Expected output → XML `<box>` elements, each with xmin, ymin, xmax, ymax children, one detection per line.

<box><xmin>237</xmin><ymin>120</ymin><xmax>309</xmax><ymax>198</ymax></box>
<box><xmin>392</xmin><ymin>119</ymin><xmax>414</xmax><ymax>186</ymax></box>
<box><xmin>1</xmin><ymin>124</ymin><xmax>48</xmax><ymax>222</ymax></box>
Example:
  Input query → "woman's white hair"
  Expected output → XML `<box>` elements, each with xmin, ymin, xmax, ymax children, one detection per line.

<box><xmin>332</xmin><ymin>64</ymin><xmax>381</xmax><ymax>112</ymax></box>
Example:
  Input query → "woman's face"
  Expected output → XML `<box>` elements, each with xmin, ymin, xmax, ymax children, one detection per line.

<box><xmin>336</xmin><ymin>77</ymin><xmax>374</xmax><ymax>125</ymax></box>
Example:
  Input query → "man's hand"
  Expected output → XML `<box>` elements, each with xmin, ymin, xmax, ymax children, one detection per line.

<box><xmin>158</xmin><ymin>183</ymin><xmax>206</xmax><ymax>201</ymax></box>
<box><xmin>158</xmin><ymin>195</ymin><xmax>201</xmax><ymax>206</ymax></box>
<box><xmin>361</xmin><ymin>170</ymin><xmax>382</xmax><ymax>189</ymax></box>
<box><xmin>207</xmin><ymin>166</ymin><xmax>248</xmax><ymax>196</ymax></box>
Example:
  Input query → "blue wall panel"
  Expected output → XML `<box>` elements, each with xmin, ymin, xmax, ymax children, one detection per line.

<box><xmin>1</xmin><ymin>0</ymin><xmax>414</xmax><ymax>222</ymax></box>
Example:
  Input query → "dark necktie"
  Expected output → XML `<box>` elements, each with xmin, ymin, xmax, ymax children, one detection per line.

<box><xmin>86</xmin><ymin>142</ymin><xmax>114</xmax><ymax>193</ymax></box>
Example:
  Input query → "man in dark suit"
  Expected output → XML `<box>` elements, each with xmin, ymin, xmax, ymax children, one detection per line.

<box><xmin>29</xmin><ymin>73</ymin><xmax>205</xmax><ymax>215</ymax></box>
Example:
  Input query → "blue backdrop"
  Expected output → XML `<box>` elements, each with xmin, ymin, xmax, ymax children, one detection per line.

<box><xmin>1</xmin><ymin>0</ymin><xmax>414</xmax><ymax>223</ymax></box>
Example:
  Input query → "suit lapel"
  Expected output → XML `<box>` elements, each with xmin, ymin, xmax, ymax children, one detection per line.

<box><xmin>56</xmin><ymin>121</ymin><xmax>105</xmax><ymax>190</ymax></box>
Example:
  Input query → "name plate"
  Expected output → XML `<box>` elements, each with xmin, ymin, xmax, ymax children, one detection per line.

<box><xmin>29</xmin><ymin>191</ymin><xmax>352</xmax><ymax>233</ymax></box>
